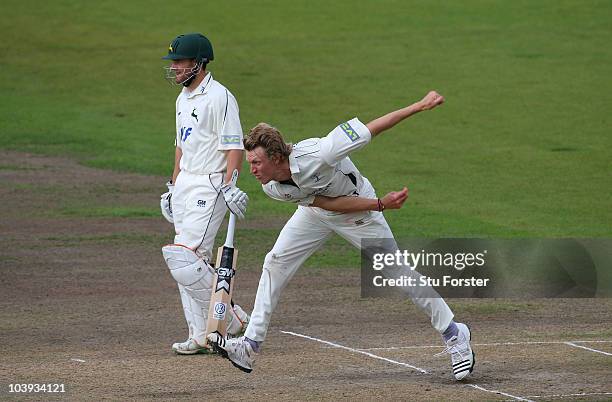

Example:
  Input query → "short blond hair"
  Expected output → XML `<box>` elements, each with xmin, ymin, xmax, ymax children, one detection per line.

<box><xmin>244</xmin><ymin>123</ymin><xmax>292</xmax><ymax>161</ymax></box>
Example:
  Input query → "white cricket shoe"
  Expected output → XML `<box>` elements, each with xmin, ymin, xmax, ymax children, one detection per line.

<box><xmin>436</xmin><ymin>323</ymin><xmax>475</xmax><ymax>380</ymax></box>
<box><xmin>172</xmin><ymin>338</ymin><xmax>215</xmax><ymax>355</ymax></box>
<box><xmin>207</xmin><ymin>334</ymin><xmax>255</xmax><ymax>373</ymax></box>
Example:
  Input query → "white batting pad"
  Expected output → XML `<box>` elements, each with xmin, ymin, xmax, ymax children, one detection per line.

<box><xmin>163</xmin><ymin>244</ymin><xmax>217</xmax><ymax>344</ymax></box>
<box><xmin>162</xmin><ymin>244</ymin><xmax>215</xmax><ymax>303</ymax></box>
<box><xmin>163</xmin><ymin>244</ymin><xmax>212</xmax><ymax>284</ymax></box>
<box><xmin>227</xmin><ymin>303</ymin><xmax>250</xmax><ymax>336</ymax></box>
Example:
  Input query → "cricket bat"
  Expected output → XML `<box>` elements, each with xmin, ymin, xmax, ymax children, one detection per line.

<box><xmin>206</xmin><ymin>170</ymin><xmax>239</xmax><ymax>340</ymax></box>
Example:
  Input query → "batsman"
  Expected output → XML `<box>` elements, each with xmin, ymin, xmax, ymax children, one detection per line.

<box><xmin>209</xmin><ymin>91</ymin><xmax>476</xmax><ymax>380</ymax></box>
<box><xmin>159</xmin><ymin>33</ymin><xmax>250</xmax><ymax>355</ymax></box>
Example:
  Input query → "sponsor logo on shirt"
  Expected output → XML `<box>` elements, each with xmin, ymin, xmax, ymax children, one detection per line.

<box><xmin>309</xmin><ymin>183</ymin><xmax>332</xmax><ymax>196</ymax></box>
<box><xmin>191</xmin><ymin>108</ymin><xmax>198</xmax><ymax>122</ymax></box>
<box><xmin>180</xmin><ymin>127</ymin><xmax>192</xmax><ymax>142</ymax></box>
<box><xmin>340</xmin><ymin>122</ymin><xmax>360</xmax><ymax>142</ymax></box>
<box><xmin>197</xmin><ymin>200</ymin><xmax>207</xmax><ymax>207</ymax></box>
<box><xmin>221</xmin><ymin>135</ymin><xmax>242</xmax><ymax>145</ymax></box>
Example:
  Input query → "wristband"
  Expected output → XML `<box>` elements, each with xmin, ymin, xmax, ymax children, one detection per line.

<box><xmin>377</xmin><ymin>198</ymin><xmax>385</xmax><ymax>212</ymax></box>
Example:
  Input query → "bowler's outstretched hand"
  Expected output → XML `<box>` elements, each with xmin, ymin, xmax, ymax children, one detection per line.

<box><xmin>381</xmin><ymin>187</ymin><xmax>409</xmax><ymax>210</ymax></box>
<box><xmin>419</xmin><ymin>91</ymin><xmax>445</xmax><ymax>111</ymax></box>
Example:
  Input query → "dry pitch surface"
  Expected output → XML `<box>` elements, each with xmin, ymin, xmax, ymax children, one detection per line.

<box><xmin>1</xmin><ymin>151</ymin><xmax>611</xmax><ymax>401</ymax></box>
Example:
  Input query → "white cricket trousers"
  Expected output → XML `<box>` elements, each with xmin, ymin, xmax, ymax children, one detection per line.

<box><xmin>170</xmin><ymin>171</ymin><xmax>228</xmax><ymax>343</ymax></box>
<box><xmin>172</xmin><ymin>171</ymin><xmax>227</xmax><ymax>259</ymax></box>
<box><xmin>245</xmin><ymin>179</ymin><xmax>454</xmax><ymax>342</ymax></box>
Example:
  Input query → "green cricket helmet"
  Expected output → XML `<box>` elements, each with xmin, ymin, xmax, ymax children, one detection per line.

<box><xmin>163</xmin><ymin>33</ymin><xmax>214</xmax><ymax>63</ymax></box>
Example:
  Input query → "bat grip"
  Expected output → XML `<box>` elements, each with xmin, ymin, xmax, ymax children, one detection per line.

<box><xmin>224</xmin><ymin>168</ymin><xmax>239</xmax><ymax>248</ymax></box>
<box><xmin>224</xmin><ymin>212</ymin><xmax>236</xmax><ymax>248</ymax></box>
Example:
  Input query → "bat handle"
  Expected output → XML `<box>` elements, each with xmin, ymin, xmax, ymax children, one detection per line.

<box><xmin>225</xmin><ymin>212</ymin><xmax>236</xmax><ymax>248</ymax></box>
<box><xmin>224</xmin><ymin>169</ymin><xmax>239</xmax><ymax>248</ymax></box>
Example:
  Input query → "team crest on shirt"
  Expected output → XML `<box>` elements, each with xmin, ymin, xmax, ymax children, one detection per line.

<box><xmin>340</xmin><ymin>122</ymin><xmax>360</xmax><ymax>142</ymax></box>
<box><xmin>312</xmin><ymin>172</ymin><xmax>322</xmax><ymax>182</ymax></box>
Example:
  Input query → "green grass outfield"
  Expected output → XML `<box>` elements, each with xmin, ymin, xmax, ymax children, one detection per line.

<box><xmin>1</xmin><ymin>0</ymin><xmax>611</xmax><ymax>238</ymax></box>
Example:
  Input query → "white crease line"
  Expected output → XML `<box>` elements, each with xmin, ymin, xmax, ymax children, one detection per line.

<box><xmin>468</xmin><ymin>384</ymin><xmax>534</xmax><ymax>402</ymax></box>
<box><xmin>522</xmin><ymin>391</ymin><xmax>612</xmax><ymax>399</ymax></box>
<box><xmin>70</xmin><ymin>358</ymin><xmax>86</xmax><ymax>363</ymax></box>
<box><xmin>282</xmin><ymin>330</ymin><xmax>601</xmax><ymax>401</ymax></box>
<box><xmin>280</xmin><ymin>330</ymin><xmax>428</xmax><ymax>373</ymax></box>
<box><xmin>573</xmin><ymin>340</ymin><xmax>612</xmax><ymax>343</ymax></box>
<box><xmin>564</xmin><ymin>341</ymin><xmax>612</xmax><ymax>356</ymax></box>
<box><xmin>357</xmin><ymin>339</ymin><xmax>612</xmax><ymax>351</ymax></box>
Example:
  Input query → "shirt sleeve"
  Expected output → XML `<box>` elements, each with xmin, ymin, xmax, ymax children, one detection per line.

<box><xmin>217</xmin><ymin>90</ymin><xmax>244</xmax><ymax>150</ymax></box>
<box><xmin>319</xmin><ymin>117</ymin><xmax>372</xmax><ymax>166</ymax></box>
<box><xmin>175</xmin><ymin>98</ymin><xmax>181</xmax><ymax>148</ymax></box>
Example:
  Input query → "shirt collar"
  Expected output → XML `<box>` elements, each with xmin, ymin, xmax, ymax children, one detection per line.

<box><xmin>272</xmin><ymin>154</ymin><xmax>300</xmax><ymax>187</ymax></box>
<box><xmin>288</xmin><ymin>152</ymin><xmax>300</xmax><ymax>174</ymax></box>
<box><xmin>183</xmin><ymin>72</ymin><xmax>214</xmax><ymax>99</ymax></box>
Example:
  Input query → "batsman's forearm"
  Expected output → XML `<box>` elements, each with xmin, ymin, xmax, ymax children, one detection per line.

<box><xmin>366</xmin><ymin>102</ymin><xmax>423</xmax><ymax>137</ymax></box>
<box><xmin>312</xmin><ymin>195</ymin><xmax>379</xmax><ymax>213</ymax></box>
<box><xmin>172</xmin><ymin>147</ymin><xmax>182</xmax><ymax>183</ymax></box>
<box><xmin>225</xmin><ymin>150</ymin><xmax>244</xmax><ymax>184</ymax></box>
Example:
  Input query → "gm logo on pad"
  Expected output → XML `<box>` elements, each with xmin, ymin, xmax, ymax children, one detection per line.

<box><xmin>340</xmin><ymin>122</ymin><xmax>360</xmax><ymax>142</ymax></box>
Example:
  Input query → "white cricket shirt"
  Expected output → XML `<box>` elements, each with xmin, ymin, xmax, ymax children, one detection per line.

<box><xmin>262</xmin><ymin>117</ymin><xmax>372</xmax><ymax>207</ymax></box>
<box><xmin>175</xmin><ymin>73</ymin><xmax>244</xmax><ymax>174</ymax></box>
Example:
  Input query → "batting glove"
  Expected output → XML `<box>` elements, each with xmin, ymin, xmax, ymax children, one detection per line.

<box><xmin>160</xmin><ymin>180</ymin><xmax>174</xmax><ymax>224</ymax></box>
<box><xmin>221</xmin><ymin>182</ymin><xmax>248</xmax><ymax>219</ymax></box>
